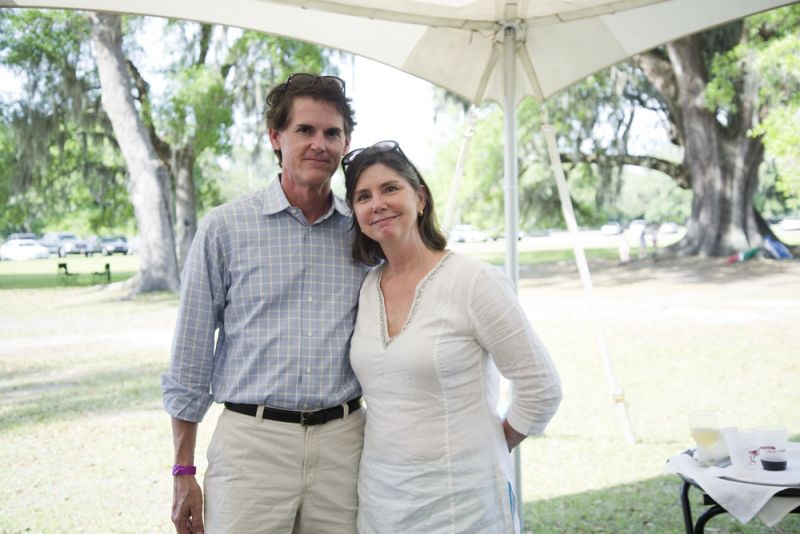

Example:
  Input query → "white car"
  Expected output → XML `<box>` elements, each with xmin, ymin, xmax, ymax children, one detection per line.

<box><xmin>659</xmin><ymin>222</ymin><xmax>680</xmax><ymax>234</ymax></box>
<box><xmin>0</xmin><ymin>239</ymin><xmax>51</xmax><ymax>261</ymax></box>
<box><xmin>448</xmin><ymin>224</ymin><xmax>488</xmax><ymax>243</ymax></box>
<box><xmin>600</xmin><ymin>222</ymin><xmax>623</xmax><ymax>235</ymax></box>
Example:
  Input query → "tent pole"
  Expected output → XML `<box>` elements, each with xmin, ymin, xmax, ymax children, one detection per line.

<box><xmin>502</xmin><ymin>24</ymin><xmax>524</xmax><ymax>528</ymax></box>
<box><xmin>541</xmin><ymin>124</ymin><xmax>636</xmax><ymax>445</ymax></box>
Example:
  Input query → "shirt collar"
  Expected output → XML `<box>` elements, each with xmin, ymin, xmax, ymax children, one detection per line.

<box><xmin>262</xmin><ymin>175</ymin><xmax>352</xmax><ymax>221</ymax></box>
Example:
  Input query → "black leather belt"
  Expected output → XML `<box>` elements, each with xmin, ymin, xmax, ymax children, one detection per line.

<box><xmin>224</xmin><ymin>398</ymin><xmax>362</xmax><ymax>426</ymax></box>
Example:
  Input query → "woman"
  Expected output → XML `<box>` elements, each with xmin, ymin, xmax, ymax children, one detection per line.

<box><xmin>343</xmin><ymin>141</ymin><xmax>562</xmax><ymax>534</ymax></box>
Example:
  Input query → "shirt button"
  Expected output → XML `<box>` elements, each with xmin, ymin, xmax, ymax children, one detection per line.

<box><xmin>307</xmin><ymin>331</ymin><xmax>313</xmax><ymax>337</ymax></box>
<box><xmin>307</xmin><ymin>296</ymin><xmax>313</xmax><ymax>302</ymax></box>
<box><xmin>306</xmin><ymin>367</ymin><xmax>312</xmax><ymax>374</ymax></box>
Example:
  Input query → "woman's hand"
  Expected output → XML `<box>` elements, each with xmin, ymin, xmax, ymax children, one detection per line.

<box><xmin>502</xmin><ymin>419</ymin><xmax>526</xmax><ymax>452</ymax></box>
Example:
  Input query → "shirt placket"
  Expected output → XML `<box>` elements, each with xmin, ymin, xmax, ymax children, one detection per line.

<box><xmin>300</xmin><ymin>221</ymin><xmax>315</xmax><ymax>410</ymax></box>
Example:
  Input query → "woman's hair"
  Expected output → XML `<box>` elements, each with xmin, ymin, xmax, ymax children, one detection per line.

<box><xmin>265</xmin><ymin>74</ymin><xmax>356</xmax><ymax>166</ymax></box>
<box><xmin>344</xmin><ymin>147</ymin><xmax>447</xmax><ymax>266</ymax></box>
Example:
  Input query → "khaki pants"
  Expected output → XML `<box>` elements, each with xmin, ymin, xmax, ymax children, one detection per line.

<box><xmin>204</xmin><ymin>405</ymin><xmax>365</xmax><ymax>534</ymax></box>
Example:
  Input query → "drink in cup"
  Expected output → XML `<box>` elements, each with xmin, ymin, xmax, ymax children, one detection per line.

<box><xmin>691</xmin><ymin>427</ymin><xmax>721</xmax><ymax>449</ymax></box>
<box><xmin>757</xmin><ymin>426</ymin><xmax>788</xmax><ymax>471</ymax></box>
<box><xmin>689</xmin><ymin>411</ymin><xmax>721</xmax><ymax>466</ymax></box>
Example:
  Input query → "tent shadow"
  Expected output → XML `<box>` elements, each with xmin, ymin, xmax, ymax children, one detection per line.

<box><xmin>518</xmin><ymin>256</ymin><xmax>800</xmax><ymax>289</ymax></box>
<box><xmin>0</xmin><ymin>362</ymin><xmax>164</xmax><ymax>432</ymax></box>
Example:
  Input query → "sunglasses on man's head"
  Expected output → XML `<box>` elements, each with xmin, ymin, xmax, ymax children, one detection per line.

<box><xmin>266</xmin><ymin>73</ymin><xmax>346</xmax><ymax>106</ymax></box>
<box><xmin>341</xmin><ymin>140</ymin><xmax>422</xmax><ymax>182</ymax></box>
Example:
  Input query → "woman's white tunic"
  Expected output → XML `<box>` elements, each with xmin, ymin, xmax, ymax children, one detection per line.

<box><xmin>350</xmin><ymin>252</ymin><xmax>562</xmax><ymax>534</ymax></box>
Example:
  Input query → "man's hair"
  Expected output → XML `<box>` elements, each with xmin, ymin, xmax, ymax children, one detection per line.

<box><xmin>265</xmin><ymin>76</ymin><xmax>356</xmax><ymax>166</ymax></box>
<box><xmin>344</xmin><ymin>150</ymin><xmax>447</xmax><ymax>266</ymax></box>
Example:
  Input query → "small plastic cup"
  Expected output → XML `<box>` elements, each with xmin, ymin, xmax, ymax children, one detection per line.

<box><xmin>757</xmin><ymin>426</ymin><xmax>788</xmax><ymax>471</ymax></box>
<box><xmin>725</xmin><ymin>428</ymin><xmax>761</xmax><ymax>474</ymax></box>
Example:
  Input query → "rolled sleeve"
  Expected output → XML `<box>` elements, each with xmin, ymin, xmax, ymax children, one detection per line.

<box><xmin>161</xmin><ymin>214</ymin><xmax>227</xmax><ymax>422</ymax></box>
<box><xmin>468</xmin><ymin>266</ymin><xmax>562</xmax><ymax>436</ymax></box>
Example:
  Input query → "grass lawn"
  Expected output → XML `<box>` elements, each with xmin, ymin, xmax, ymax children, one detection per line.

<box><xmin>0</xmin><ymin>254</ymin><xmax>139</xmax><ymax>289</ymax></box>
<box><xmin>1</xmin><ymin>239</ymin><xmax>799</xmax><ymax>533</ymax></box>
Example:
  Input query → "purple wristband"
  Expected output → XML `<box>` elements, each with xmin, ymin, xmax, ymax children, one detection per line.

<box><xmin>172</xmin><ymin>464</ymin><xmax>197</xmax><ymax>476</ymax></box>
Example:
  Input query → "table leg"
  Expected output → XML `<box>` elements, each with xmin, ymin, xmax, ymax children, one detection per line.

<box><xmin>680</xmin><ymin>480</ymin><xmax>694</xmax><ymax>534</ymax></box>
<box><xmin>695</xmin><ymin>505</ymin><xmax>728</xmax><ymax>534</ymax></box>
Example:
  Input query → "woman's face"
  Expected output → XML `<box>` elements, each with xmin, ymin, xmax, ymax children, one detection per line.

<box><xmin>351</xmin><ymin>163</ymin><xmax>424</xmax><ymax>246</ymax></box>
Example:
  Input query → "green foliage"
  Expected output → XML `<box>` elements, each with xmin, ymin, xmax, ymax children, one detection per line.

<box><xmin>0</xmin><ymin>11</ymin><xmax>331</xmax><ymax>237</ymax></box>
<box><xmin>704</xmin><ymin>5</ymin><xmax>800</xmax><ymax>205</ymax></box>
<box><xmin>618</xmin><ymin>167</ymin><xmax>691</xmax><ymax>224</ymax></box>
<box><xmin>750</xmin><ymin>6</ymin><xmax>800</xmax><ymax>206</ymax></box>
<box><xmin>758</xmin><ymin>106</ymin><xmax>800</xmax><ymax>209</ymax></box>
<box><xmin>0</xmin><ymin>9</ymin><xmax>132</xmax><ymax>236</ymax></box>
<box><xmin>436</xmin><ymin>66</ymin><xmax>674</xmax><ymax>233</ymax></box>
<box><xmin>160</xmin><ymin>64</ymin><xmax>233</xmax><ymax>153</ymax></box>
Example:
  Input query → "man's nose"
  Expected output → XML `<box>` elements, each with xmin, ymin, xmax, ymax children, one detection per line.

<box><xmin>309</xmin><ymin>131</ymin><xmax>326</xmax><ymax>151</ymax></box>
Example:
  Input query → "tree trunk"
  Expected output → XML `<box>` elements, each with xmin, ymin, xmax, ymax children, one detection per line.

<box><xmin>638</xmin><ymin>36</ymin><xmax>771</xmax><ymax>257</ymax></box>
<box><xmin>89</xmin><ymin>12</ymin><xmax>180</xmax><ymax>292</ymax></box>
<box><xmin>174</xmin><ymin>147</ymin><xmax>197</xmax><ymax>272</ymax></box>
<box><xmin>666</xmin><ymin>37</ymin><xmax>765</xmax><ymax>257</ymax></box>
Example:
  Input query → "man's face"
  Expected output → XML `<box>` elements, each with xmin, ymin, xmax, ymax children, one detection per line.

<box><xmin>269</xmin><ymin>96</ymin><xmax>350</xmax><ymax>192</ymax></box>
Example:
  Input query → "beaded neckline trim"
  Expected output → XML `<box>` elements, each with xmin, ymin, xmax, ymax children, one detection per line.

<box><xmin>377</xmin><ymin>251</ymin><xmax>453</xmax><ymax>350</ymax></box>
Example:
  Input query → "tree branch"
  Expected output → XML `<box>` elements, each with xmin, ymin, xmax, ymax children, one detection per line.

<box><xmin>560</xmin><ymin>152</ymin><xmax>689</xmax><ymax>188</ymax></box>
<box><xmin>126</xmin><ymin>58</ymin><xmax>172</xmax><ymax>165</ymax></box>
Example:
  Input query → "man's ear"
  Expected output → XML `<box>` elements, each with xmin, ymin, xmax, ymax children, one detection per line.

<box><xmin>268</xmin><ymin>128</ymin><xmax>280</xmax><ymax>151</ymax></box>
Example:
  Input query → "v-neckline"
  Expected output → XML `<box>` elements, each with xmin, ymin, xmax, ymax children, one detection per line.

<box><xmin>376</xmin><ymin>251</ymin><xmax>453</xmax><ymax>350</ymax></box>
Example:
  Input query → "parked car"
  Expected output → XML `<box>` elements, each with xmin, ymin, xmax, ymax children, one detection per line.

<box><xmin>38</xmin><ymin>232</ymin><xmax>92</xmax><ymax>257</ymax></box>
<box><xmin>659</xmin><ymin>221</ymin><xmax>679</xmax><ymax>234</ymax></box>
<box><xmin>7</xmin><ymin>232</ymin><xmax>38</xmax><ymax>241</ymax></box>
<box><xmin>448</xmin><ymin>224</ymin><xmax>488</xmax><ymax>243</ymax></box>
<box><xmin>600</xmin><ymin>221</ymin><xmax>623</xmax><ymax>235</ymax></box>
<box><xmin>0</xmin><ymin>239</ymin><xmax>50</xmax><ymax>261</ymax></box>
<box><xmin>99</xmin><ymin>235</ymin><xmax>129</xmax><ymax>255</ymax></box>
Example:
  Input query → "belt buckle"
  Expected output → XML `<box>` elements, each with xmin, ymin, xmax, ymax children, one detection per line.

<box><xmin>300</xmin><ymin>410</ymin><xmax>324</xmax><ymax>426</ymax></box>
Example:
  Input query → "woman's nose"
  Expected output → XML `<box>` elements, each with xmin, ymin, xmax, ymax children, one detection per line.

<box><xmin>370</xmin><ymin>195</ymin><xmax>386</xmax><ymax>211</ymax></box>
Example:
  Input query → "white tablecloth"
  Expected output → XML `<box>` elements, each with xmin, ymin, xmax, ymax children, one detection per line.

<box><xmin>664</xmin><ymin>447</ymin><xmax>800</xmax><ymax>527</ymax></box>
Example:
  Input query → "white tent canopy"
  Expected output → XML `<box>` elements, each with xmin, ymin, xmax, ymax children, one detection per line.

<box><xmin>1</xmin><ymin>0</ymin><xmax>794</xmax><ymax>106</ymax></box>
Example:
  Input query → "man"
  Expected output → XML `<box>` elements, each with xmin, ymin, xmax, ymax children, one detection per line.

<box><xmin>162</xmin><ymin>73</ymin><xmax>368</xmax><ymax>534</ymax></box>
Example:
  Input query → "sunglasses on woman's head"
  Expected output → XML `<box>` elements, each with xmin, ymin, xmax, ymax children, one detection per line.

<box><xmin>266</xmin><ymin>73</ymin><xmax>346</xmax><ymax>106</ymax></box>
<box><xmin>341</xmin><ymin>140</ymin><xmax>423</xmax><ymax>183</ymax></box>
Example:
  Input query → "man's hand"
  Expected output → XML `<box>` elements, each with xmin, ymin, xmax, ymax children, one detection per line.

<box><xmin>172</xmin><ymin>474</ymin><xmax>204</xmax><ymax>534</ymax></box>
<box><xmin>170</xmin><ymin>417</ymin><xmax>202</xmax><ymax>533</ymax></box>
